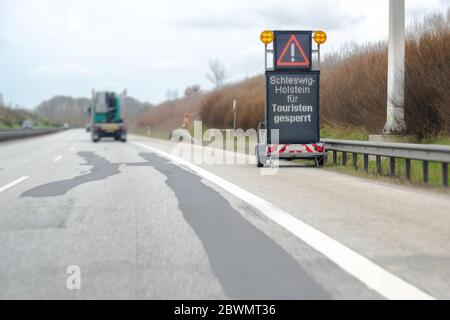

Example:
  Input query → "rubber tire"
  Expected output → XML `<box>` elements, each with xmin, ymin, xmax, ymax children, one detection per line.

<box><xmin>256</xmin><ymin>146</ymin><xmax>265</xmax><ymax>168</ymax></box>
<box><xmin>315</xmin><ymin>156</ymin><xmax>325</xmax><ymax>167</ymax></box>
<box><xmin>92</xmin><ymin>134</ymin><xmax>100</xmax><ymax>143</ymax></box>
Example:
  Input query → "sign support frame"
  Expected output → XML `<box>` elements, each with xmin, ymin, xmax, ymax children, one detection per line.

<box><xmin>256</xmin><ymin>31</ymin><xmax>326</xmax><ymax>168</ymax></box>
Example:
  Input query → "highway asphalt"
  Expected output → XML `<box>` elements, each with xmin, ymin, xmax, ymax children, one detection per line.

<box><xmin>1</xmin><ymin>129</ymin><xmax>449</xmax><ymax>299</ymax></box>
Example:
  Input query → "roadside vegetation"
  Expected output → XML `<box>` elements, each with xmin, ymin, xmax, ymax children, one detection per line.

<box><xmin>0</xmin><ymin>103</ymin><xmax>54</xmax><ymax>129</ymax></box>
<box><xmin>36</xmin><ymin>95</ymin><xmax>152</xmax><ymax>129</ymax></box>
<box><xmin>137</xmin><ymin>87</ymin><xmax>204</xmax><ymax>138</ymax></box>
<box><xmin>138</xmin><ymin>10</ymin><xmax>450</xmax><ymax>143</ymax></box>
<box><xmin>0</xmin><ymin>94</ymin><xmax>152</xmax><ymax>130</ymax></box>
<box><xmin>324</xmin><ymin>155</ymin><xmax>449</xmax><ymax>191</ymax></box>
<box><xmin>135</xmin><ymin>10</ymin><xmax>450</xmax><ymax>189</ymax></box>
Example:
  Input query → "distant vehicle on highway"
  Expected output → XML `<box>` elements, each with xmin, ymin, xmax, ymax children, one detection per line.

<box><xmin>89</xmin><ymin>90</ymin><xmax>127</xmax><ymax>143</ymax></box>
<box><xmin>21</xmin><ymin>120</ymin><xmax>33</xmax><ymax>129</ymax></box>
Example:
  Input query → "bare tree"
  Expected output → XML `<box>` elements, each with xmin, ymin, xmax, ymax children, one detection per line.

<box><xmin>206</xmin><ymin>60</ymin><xmax>226</xmax><ymax>88</ymax></box>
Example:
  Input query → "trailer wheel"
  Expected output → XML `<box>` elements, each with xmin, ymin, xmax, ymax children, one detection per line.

<box><xmin>257</xmin><ymin>159</ymin><xmax>264</xmax><ymax>168</ymax></box>
<box><xmin>256</xmin><ymin>146</ymin><xmax>265</xmax><ymax>168</ymax></box>
<box><xmin>315</xmin><ymin>156</ymin><xmax>325</xmax><ymax>167</ymax></box>
<box><xmin>91</xmin><ymin>133</ymin><xmax>100</xmax><ymax>143</ymax></box>
<box><xmin>120</xmin><ymin>131</ymin><xmax>127</xmax><ymax>142</ymax></box>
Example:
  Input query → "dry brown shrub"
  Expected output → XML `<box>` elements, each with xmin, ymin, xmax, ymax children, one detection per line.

<box><xmin>138</xmin><ymin>11</ymin><xmax>450</xmax><ymax>139</ymax></box>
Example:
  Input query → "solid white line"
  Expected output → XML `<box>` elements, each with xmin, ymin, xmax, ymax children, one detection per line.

<box><xmin>0</xmin><ymin>176</ymin><xmax>29</xmax><ymax>193</ymax></box>
<box><xmin>53</xmin><ymin>155</ymin><xmax>63</xmax><ymax>162</ymax></box>
<box><xmin>132</xmin><ymin>141</ymin><xmax>435</xmax><ymax>300</ymax></box>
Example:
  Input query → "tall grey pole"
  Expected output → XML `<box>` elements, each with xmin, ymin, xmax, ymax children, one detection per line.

<box><xmin>384</xmin><ymin>0</ymin><xmax>406</xmax><ymax>134</ymax></box>
<box><xmin>233</xmin><ymin>99</ymin><xmax>237</xmax><ymax>131</ymax></box>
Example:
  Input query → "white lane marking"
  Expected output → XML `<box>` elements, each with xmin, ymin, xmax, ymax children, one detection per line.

<box><xmin>132</xmin><ymin>141</ymin><xmax>434</xmax><ymax>300</ymax></box>
<box><xmin>53</xmin><ymin>155</ymin><xmax>63</xmax><ymax>162</ymax></box>
<box><xmin>0</xmin><ymin>176</ymin><xmax>29</xmax><ymax>193</ymax></box>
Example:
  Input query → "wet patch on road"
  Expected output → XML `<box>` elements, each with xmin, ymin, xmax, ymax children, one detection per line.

<box><xmin>139</xmin><ymin>152</ymin><xmax>330</xmax><ymax>299</ymax></box>
<box><xmin>21</xmin><ymin>152</ymin><xmax>121</xmax><ymax>197</ymax></box>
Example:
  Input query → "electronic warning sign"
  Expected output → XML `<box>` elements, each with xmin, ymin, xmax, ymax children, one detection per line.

<box><xmin>274</xmin><ymin>31</ymin><xmax>312</xmax><ymax>70</ymax></box>
<box><xmin>266</xmin><ymin>71</ymin><xmax>320</xmax><ymax>144</ymax></box>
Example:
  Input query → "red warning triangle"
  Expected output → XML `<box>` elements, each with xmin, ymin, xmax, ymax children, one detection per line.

<box><xmin>277</xmin><ymin>35</ymin><xmax>310</xmax><ymax>66</ymax></box>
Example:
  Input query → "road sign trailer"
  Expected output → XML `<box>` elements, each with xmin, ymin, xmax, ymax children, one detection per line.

<box><xmin>256</xmin><ymin>31</ymin><xmax>326</xmax><ymax>167</ymax></box>
<box><xmin>256</xmin><ymin>127</ymin><xmax>326</xmax><ymax>167</ymax></box>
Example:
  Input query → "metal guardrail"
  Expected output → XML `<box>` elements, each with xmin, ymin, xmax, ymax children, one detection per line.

<box><xmin>322</xmin><ymin>138</ymin><xmax>450</xmax><ymax>187</ymax></box>
<box><xmin>0</xmin><ymin>128</ymin><xmax>62</xmax><ymax>142</ymax></box>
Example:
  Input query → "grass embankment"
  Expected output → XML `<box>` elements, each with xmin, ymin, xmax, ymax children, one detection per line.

<box><xmin>422</xmin><ymin>136</ymin><xmax>450</xmax><ymax>146</ymax></box>
<box><xmin>135</xmin><ymin>11</ymin><xmax>450</xmax><ymax>189</ymax></box>
<box><xmin>138</xmin><ymin>11</ymin><xmax>450</xmax><ymax>142</ymax></box>
<box><xmin>319</xmin><ymin>125</ymin><xmax>449</xmax><ymax>188</ymax></box>
<box><xmin>324</xmin><ymin>154</ymin><xmax>448</xmax><ymax>188</ymax></box>
<box><xmin>133</xmin><ymin>123</ymin><xmax>449</xmax><ymax>189</ymax></box>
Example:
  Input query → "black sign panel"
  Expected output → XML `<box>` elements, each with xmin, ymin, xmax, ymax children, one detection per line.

<box><xmin>266</xmin><ymin>71</ymin><xmax>320</xmax><ymax>144</ymax></box>
<box><xmin>273</xmin><ymin>31</ymin><xmax>312</xmax><ymax>71</ymax></box>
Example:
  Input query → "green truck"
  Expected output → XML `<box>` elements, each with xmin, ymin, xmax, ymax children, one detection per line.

<box><xmin>89</xmin><ymin>90</ymin><xmax>127</xmax><ymax>143</ymax></box>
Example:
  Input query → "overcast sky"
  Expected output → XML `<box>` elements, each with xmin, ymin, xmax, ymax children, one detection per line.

<box><xmin>0</xmin><ymin>0</ymin><xmax>449</xmax><ymax>108</ymax></box>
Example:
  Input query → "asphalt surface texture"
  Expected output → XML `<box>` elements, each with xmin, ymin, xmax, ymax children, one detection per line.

<box><xmin>1</xmin><ymin>129</ymin><xmax>449</xmax><ymax>299</ymax></box>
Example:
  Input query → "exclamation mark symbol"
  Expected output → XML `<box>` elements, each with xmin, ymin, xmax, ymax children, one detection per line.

<box><xmin>291</xmin><ymin>43</ymin><xmax>295</xmax><ymax>62</ymax></box>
